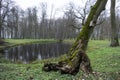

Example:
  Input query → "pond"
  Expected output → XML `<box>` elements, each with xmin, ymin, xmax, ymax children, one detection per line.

<box><xmin>2</xmin><ymin>43</ymin><xmax>71</xmax><ymax>63</ymax></box>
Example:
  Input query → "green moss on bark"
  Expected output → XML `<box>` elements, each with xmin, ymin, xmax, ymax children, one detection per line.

<box><xmin>43</xmin><ymin>0</ymin><xmax>108</xmax><ymax>74</ymax></box>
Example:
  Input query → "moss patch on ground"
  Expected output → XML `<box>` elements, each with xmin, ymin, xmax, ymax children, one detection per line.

<box><xmin>0</xmin><ymin>39</ymin><xmax>120</xmax><ymax>80</ymax></box>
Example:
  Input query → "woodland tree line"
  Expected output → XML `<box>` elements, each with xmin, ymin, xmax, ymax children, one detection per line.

<box><xmin>0</xmin><ymin>0</ymin><xmax>120</xmax><ymax>75</ymax></box>
<box><xmin>0</xmin><ymin>0</ymin><xmax>120</xmax><ymax>40</ymax></box>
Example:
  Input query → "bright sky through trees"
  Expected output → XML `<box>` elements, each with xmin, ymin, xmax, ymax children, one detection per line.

<box><xmin>13</xmin><ymin>0</ymin><xmax>119</xmax><ymax>18</ymax></box>
<box><xmin>13</xmin><ymin>0</ymin><xmax>86</xmax><ymax>10</ymax></box>
<box><xmin>13</xmin><ymin>0</ymin><xmax>87</xmax><ymax>18</ymax></box>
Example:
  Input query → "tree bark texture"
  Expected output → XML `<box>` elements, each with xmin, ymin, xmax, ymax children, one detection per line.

<box><xmin>0</xmin><ymin>23</ymin><xmax>4</xmax><ymax>45</ymax></box>
<box><xmin>110</xmin><ymin>0</ymin><xmax>119</xmax><ymax>47</ymax></box>
<box><xmin>43</xmin><ymin>0</ymin><xmax>108</xmax><ymax>75</ymax></box>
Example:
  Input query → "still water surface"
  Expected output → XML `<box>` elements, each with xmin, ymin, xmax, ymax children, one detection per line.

<box><xmin>3</xmin><ymin>43</ymin><xmax>71</xmax><ymax>63</ymax></box>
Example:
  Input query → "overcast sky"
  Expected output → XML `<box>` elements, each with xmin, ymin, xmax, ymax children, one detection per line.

<box><xmin>13</xmin><ymin>0</ymin><xmax>86</xmax><ymax>10</ymax></box>
<box><xmin>12</xmin><ymin>0</ymin><xmax>116</xmax><ymax>18</ymax></box>
<box><xmin>12</xmin><ymin>0</ymin><xmax>87</xmax><ymax>18</ymax></box>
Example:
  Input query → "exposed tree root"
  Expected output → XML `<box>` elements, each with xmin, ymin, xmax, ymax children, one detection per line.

<box><xmin>42</xmin><ymin>51</ymin><xmax>92</xmax><ymax>75</ymax></box>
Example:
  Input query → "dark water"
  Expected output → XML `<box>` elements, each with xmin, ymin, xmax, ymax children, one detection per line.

<box><xmin>3</xmin><ymin>43</ymin><xmax>71</xmax><ymax>63</ymax></box>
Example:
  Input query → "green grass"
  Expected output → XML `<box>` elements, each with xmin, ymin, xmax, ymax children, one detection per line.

<box><xmin>0</xmin><ymin>39</ymin><xmax>120</xmax><ymax>80</ymax></box>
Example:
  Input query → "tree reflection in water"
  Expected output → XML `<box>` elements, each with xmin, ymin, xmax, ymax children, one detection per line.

<box><xmin>4</xmin><ymin>43</ymin><xmax>71</xmax><ymax>63</ymax></box>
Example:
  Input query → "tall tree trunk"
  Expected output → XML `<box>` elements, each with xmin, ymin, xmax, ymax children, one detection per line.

<box><xmin>110</xmin><ymin>0</ymin><xmax>119</xmax><ymax>47</ymax></box>
<box><xmin>0</xmin><ymin>14</ymin><xmax>3</xmax><ymax>44</ymax></box>
<box><xmin>0</xmin><ymin>24</ymin><xmax>5</xmax><ymax>45</ymax></box>
<box><xmin>43</xmin><ymin>0</ymin><xmax>108</xmax><ymax>74</ymax></box>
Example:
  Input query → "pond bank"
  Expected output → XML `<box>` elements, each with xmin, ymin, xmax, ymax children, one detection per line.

<box><xmin>0</xmin><ymin>39</ymin><xmax>58</xmax><ymax>50</ymax></box>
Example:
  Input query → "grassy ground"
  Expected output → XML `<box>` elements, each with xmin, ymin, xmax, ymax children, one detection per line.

<box><xmin>0</xmin><ymin>39</ymin><xmax>120</xmax><ymax>80</ymax></box>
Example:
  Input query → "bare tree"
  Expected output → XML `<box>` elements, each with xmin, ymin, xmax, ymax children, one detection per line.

<box><xmin>18</xmin><ymin>10</ymin><xmax>27</xmax><ymax>39</ymax></box>
<box><xmin>0</xmin><ymin>0</ymin><xmax>13</xmax><ymax>43</ymax></box>
<box><xmin>39</xmin><ymin>3</ymin><xmax>47</xmax><ymax>39</ymax></box>
<box><xmin>32</xmin><ymin>7</ymin><xmax>38</xmax><ymax>39</ymax></box>
<box><xmin>74</xmin><ymin>0</ymin><xmax>90</xmax><ymax>26</ymax></box>
<box><xmin>110</xmin><ymin>0</ymin><xmax>119</xmax><ymax>46</ymax></box>
<box><xmin>91</xmin><ymin>11</ymin><xmax>107</xmax><ymax>40</ymax></box>
<box><xmin>63</xmin><ymin>3</ymin><xmax>77</xmax><ymax>39</ymax></box>
<box><xmin>8</xmin><ymin>6</ymin><xmax>19</xmax><ymax>39</ymax></box>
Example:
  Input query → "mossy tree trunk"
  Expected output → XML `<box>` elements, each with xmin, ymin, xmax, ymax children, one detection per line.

<box><xmin>110</xmin><ymin>0</ymin><xmax>119</xmax><ymax>47</ymax></box>
<box><xmin>43</xmin><ymin>0</ymin><xmax>108</xmax><ymax>75</ymax></box>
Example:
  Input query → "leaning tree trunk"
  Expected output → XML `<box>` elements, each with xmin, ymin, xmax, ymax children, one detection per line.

<box><xmin>110</xmin><ymin>0</ymin><xmax>119</xmax><ymax>47</ymax></box>
<box><xmin>43</xmin><ymin>0</ymin><xmax>108</xmax><ymax>75</ymax></box>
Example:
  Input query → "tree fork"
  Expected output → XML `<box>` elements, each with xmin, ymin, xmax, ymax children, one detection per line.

<box><xmin>43</xmin><ymin>0</ymin><xmax>108</xmax><ymax>75</ymax></box>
